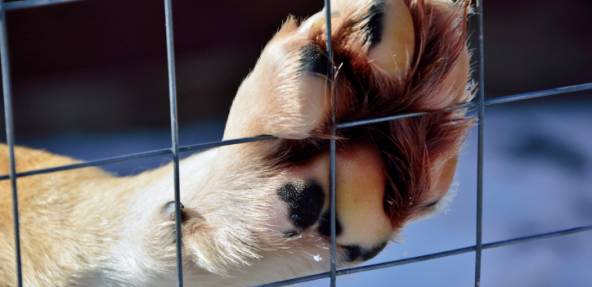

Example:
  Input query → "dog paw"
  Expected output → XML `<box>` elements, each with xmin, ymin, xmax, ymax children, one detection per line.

<box><xmin>184</xmin><ymin>0</ymin><xmax>473</xmax><ymax>278</ymax></box>
<box><xmin>224</xmin><ymin>0</ymin><xmax>471</xmax><ymax>263</ymax></box>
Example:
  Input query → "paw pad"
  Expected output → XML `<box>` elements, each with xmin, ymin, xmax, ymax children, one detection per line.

<box><xmin>277</xmin><ymin>180</ymin><xmax>325</xmax><ymax>234</ymax></box>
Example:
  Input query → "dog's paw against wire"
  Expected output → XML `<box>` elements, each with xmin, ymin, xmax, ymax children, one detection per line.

<box><xmin>219</xmin><ymin>0</ymin><xmax>474</xmax><ymax>273</ymax></box>
<box><xmin>0</xmin><ymin>0</ymin><xmax>474</xmax><ymax>286</ymax></box>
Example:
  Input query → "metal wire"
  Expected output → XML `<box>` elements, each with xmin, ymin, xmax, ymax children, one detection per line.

<box><xmin>0</xmin><ymin>81</ymin><xmax>589</xmax><ymax>182</ymax></box>
<box><xmin>484</xmin><ymin>82</ymin><xmax>592</xmax><ymax>106</ymax></box>
<box><xmin>0</xmin><ymin>1</ymin><xmax>22</xmax><ymax>286</ymax></box>
<box><xmin>3</xmin><ymin>81</ymin><xmax>591</xmax><ymax>182</ymax></box>
<box><xmin>254</xmin><ymin>224</ymin><xmax>592</xmax><ymax>287</ymax></box>
<box><xmin>0</xmin><ymin>0</ymin><xmax>591</xmax><ymax>287</ymax></box>
<box><xmin>323</xmin><ymin>0</ymin><xmax>337</xmax><ymax>286</ymax></box>
<box><xmin>163</xmin><ymin>0</ymin><xmax>184</xmax><ymax>285</ymax></box>
<box><xmin>337</xmin><ymin>82</ymin><xmax>592</xmax><ymax>129</ymax></box>
<box><xmin>475</xmin><ymin>0</ymin><xmax>486</xmax><ymax>286</ymax></box>
<box><xmin>0</xmin><ymin>135</ymin><xmax>277</xmax><ymax>181</ymax></box>
<box><xmin>3</xmin><ymin>0</ymin><xmax>84</xmax><ymax>11</ymax></box>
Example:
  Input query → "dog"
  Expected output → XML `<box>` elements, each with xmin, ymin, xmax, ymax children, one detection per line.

<box><xmin>0</xmin><ymin>0</ymin><xmax>473</xmax><ymax>286</ymax></box>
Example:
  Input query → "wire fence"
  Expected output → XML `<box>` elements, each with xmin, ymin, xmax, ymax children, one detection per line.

<box><xmin>0</xmin><ymin>1</ymin><xmax>591</xmax><ymax>287</ymax></box>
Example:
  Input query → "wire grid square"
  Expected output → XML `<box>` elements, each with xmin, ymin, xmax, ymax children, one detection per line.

<box><xmin>0</xmin><ymin>1</ymin><xmax>591</xmax><ymax>287</ymax></box>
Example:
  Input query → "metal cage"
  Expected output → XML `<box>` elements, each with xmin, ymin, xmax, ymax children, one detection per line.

<box><xmin>1</xmin><ymin>0</ymin><xmax>591</xmax><ymax>287</ymax></box>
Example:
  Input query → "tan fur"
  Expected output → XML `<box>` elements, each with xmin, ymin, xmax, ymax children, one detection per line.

<box><xmin>0</xmin><ymin>0</ymin><xmax>473</xmax><ymax>286</ymax></box>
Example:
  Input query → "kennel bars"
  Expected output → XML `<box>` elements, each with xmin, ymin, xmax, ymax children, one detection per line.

<box><xmin>1</xmin><ymin>1</ymin><xmax>592</xmax><ymax>287</ymax></box>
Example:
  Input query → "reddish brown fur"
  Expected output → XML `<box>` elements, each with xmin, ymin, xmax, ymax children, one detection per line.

<box><xmin>272</xmin><ymin>0</ymin><xmax>473</xmax><ymax>231</ymax></box>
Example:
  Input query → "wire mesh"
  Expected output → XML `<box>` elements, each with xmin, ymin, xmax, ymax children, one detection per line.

<box><xmin>163</xmin><ymin>0</ymin><xmax>184</xmax><ymax>286</ymax></box>
<box><xmin>0</xmin><ymin>1</ymin><xmax>22</xmax><ymax>286</ymax></box>
<box><xmin>3</xmin><ymin>0</ymin><xmax>83</xmax><ymax>10</ymax></box>
<box><xmin>0</xmin><ymin>0</ymin><xmax>590</xmax><ymax>287</ymax></box>
<box><xmin>323</xmin><ymin>0</ymin><xmax>338</xmax><ymax>286</ymax></box>
<box><xmin>474</xmin><ymin>0</ymin><xmax>485</xmax><ymax>285</ymax></box>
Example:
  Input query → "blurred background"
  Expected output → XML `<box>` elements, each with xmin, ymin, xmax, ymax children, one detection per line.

<box><xmin>0</xmin><ymin>0</ymin><xmax>591</xmax><ymax>286</ymax></box>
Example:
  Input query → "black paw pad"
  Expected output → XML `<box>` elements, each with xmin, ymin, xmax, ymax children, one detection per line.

<box><xmin>342</xmin><ymin>240</ymin><xmax>388</xmax><ymax>262</ymax></box>
<box><xmin>300</xmin><ymin>44</ymin><xmax>331</xmax><ymax>77</ymax></box>
<box><xmin>278</xmin><ymin>180</ymin><xmax>325</xmax><ymax>230</ymax></box>
<box><xmin>317</xmin><ymin>211</ymin><xmax>343</xmax><ymax>237</ymax></box>
<box><xmin>365</xmin><ymin>3</ymin><xmax>386</xmax><ymax>48</ymax></box>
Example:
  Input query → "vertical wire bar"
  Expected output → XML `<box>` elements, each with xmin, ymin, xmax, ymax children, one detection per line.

<box><xmin>475</xmin><ymin>0</ymin><xmax>485</xmax><ymax>286</ymax></box>
<box><xmin>0</xmin><ymin>3</ymin><xmax>23</xmax><ymax>286</ymax></box>
<box><xmin>323</xmin><ymin>0</ymin><xmax>336</xmax><ymax>286</ymax></box>
<box><xmin>163</xmin><ymin>0</ymin><xmax>183</xmax><ymax>286</ymax></box>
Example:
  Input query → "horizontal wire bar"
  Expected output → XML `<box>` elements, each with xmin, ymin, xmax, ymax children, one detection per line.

<box><xmin>343</xmin><ymin>225</ymin><xmax>592</xmax><ymax>276</ymax></box>
<box><xmin>3</xmin><ymin>0</ymin><xmax>84</xmax><ymax>10</ymax></box>
<box><xmin>0</xmin><ymin>135</ymin><xmax>277</xmax><ymax>181</ymax></box>
<box><xmin>337</xmin><ymin>82</ymin><xmax>592</xmax><ymax>129</ymax></box>
<box><xmin>485</xmin><ymin>82</ymin><xmax>592</xmax><ymax>106</ymax></box>
<box><xmin>0</xmin><ymin>148</ymin><xmax>172</xmax><ymax>180</ymax></box>
<box><xmin>482</xmin><ymin>225</ymin><xmax>592</xmax><ymax>250</ymax></box>
<box><xmin>0</xmin><ymin>82</ymin><xmax>589</xmax><ymax>181</ymax></box>
<box><xmin>254</xmin><ymin>224</ymin><xmax>592</xmax><ymax>287</ymax></box>
<box><xmin>337</xmin><ymin>112</ymin><xmax>427</xmax><ymax>129</ymax></box>
<box><xmin>179</xmin><ymin>135</ymin><xmax>276</xmax><ymax>153</ymax></box>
